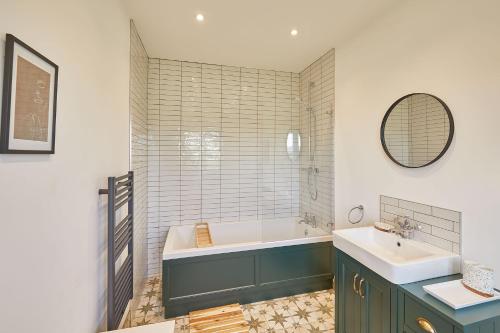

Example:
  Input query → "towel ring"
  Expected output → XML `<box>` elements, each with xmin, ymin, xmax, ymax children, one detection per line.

<box><xmin>348</xmin><ymin>205</ymin><xmax>364</xmax><ymax>224</ymax></box>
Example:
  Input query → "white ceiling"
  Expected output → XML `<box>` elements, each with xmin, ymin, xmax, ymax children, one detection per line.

<box><xmin>124</xmin><ymin>0</ymin><xmax>400</xmax><ymax>72</ymax></box>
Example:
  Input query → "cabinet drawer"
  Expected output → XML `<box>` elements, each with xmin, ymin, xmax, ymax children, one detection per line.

<box><xmin>404</xmin><ymin>295</ymin><xmax>453</xmax><ymax>333</ymax></box>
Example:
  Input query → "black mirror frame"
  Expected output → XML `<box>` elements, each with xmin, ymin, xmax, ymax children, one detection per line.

<box><xmin>380</xmin><ymin>93</ymin><xmax>454</xmax><ymax>168</ymax></box>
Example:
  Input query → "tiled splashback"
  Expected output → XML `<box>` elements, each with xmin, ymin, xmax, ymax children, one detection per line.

<box><xmin>299</xmin><ymin>49</ymin><xmax>335</xmax><ymax>229</ymax></box>
<box><xmin>147</xmin><ymin>60</ymin><xmax>302</xmax><ymax>275</ymax></box>
<box><xmin>129</xmin><ymin>22</ymin><xmax>148</xmax><ymax>291</ymax></box>
<box><xmin>380</xmin><ymin>195</ymin><xmax>461</xmax><ymax>254</ymax></box>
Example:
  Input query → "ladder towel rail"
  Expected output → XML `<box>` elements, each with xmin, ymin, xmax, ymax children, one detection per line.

<box><xmin>100</xmin><ymin>171</ymin><xmax>134</xmax><ymax>330</ymax></box>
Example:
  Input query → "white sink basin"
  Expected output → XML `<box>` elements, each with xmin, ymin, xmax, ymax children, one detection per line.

<box><xmin>332</xmin><ymin>226</ymin><xmax>461</xmax><ymax>284</ymax></box>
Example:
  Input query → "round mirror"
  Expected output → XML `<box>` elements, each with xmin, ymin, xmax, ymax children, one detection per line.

<box><xmin>286</xmin><ymin>131</ymin><xmax>301</xmax><ymax>161</ymax></box>
<box><xmin>381</xmin><ymin>93</ymin><xmax>454</xmax><ymax>168</ymax></box>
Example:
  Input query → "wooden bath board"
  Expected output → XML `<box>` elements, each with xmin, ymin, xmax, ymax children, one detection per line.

<box><xmin>195</xmin><ymin>222</ymin><xmax>213</xmax><ymax>248</ymax></box>
<box><xmin>189</xmin><ymin>303</ymin><xmax>249</xmax><ymax>333</ymax></box>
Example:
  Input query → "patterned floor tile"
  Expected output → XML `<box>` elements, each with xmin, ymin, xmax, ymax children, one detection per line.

<box><xmin>130</xmin><ymin>276</ymin><xmax>335</xmax><ymax>332</ymax></box>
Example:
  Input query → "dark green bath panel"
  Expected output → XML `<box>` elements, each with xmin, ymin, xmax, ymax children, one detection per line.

<box><xmin>162</xmin><ymin>242</ymin><xmax>335</xmax><ymax>318</ymax></box>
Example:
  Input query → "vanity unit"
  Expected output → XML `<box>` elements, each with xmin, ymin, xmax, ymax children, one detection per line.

<box><xmin>333</xmin><ymin>227</ymin><xmax>500</xmax><ymax>333</ymax></box>
<box><xmin>400</xmin><ymin>275</ymin><xmax>500</xmax><ymax>333</ymax></box>
<box><xmin>336</xmin><ymin>249</ymin><xmax>396</xmax><ymax>333</ymax></box>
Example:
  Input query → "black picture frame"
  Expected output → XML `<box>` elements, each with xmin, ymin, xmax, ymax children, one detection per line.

<box><xmin>1</xmin><ymin>34</ymin><xmax>59</xmax><ymax>154</ymax></box>
<box><xmin>380</xmin><ymin>93</ymin><xmax>454</xmax><ymax>168</ymax></box>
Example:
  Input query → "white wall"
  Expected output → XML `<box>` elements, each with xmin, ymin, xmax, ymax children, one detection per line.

<box><xmin>0</xmin><ymin>1</ymin><xmax>130</xmax><ymax>332</ymax></box>
<box><xmin>335</xmin><ymin>0</ymin><xmax>500</xmax><ymax>287</ymax></box>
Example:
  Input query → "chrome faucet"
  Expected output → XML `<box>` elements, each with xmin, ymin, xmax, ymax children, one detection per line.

<box><xmin>391</xmin><ymin>216</ymin><xmax>421</xmax><ymax>239</ymax></box>
<box><xmin>299</xmin><ymin>213</ymin><xmax>318</xmax><ymax>228</ymax></box>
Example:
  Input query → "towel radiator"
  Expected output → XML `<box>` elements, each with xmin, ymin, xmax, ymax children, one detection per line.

<box><xmin>99</xmin><ymin>171</ymin><xmax>134</xmax><ymax>330</ymax></box>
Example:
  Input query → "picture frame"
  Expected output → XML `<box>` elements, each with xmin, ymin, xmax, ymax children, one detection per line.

<box><xmin>1</xmin><ymin>34</ymin><xmax>58</xmax><ymax>154</ymax></box>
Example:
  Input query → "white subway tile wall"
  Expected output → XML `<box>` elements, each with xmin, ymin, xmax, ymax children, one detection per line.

<box><xmin>299</xmin><ymin>49</ymin><xmax>335</xmax><ymax>230</ymax></box>
<box><xmin>384</xmin><ymin>100</ymin><xmax>410</xmax><ymax>165</ymax></box>
<box><xmin>147</xmin><ymin>58</ymin><xmax>160</xmax><ymax>276</ymax></box>
<box><xmin>409</xmin><ymin>95</ymin><xmax>450</xmax><ymax>166</ymax></box>
<box><xmin>380</xmin><ymin>195</ymin><xmax>461</xmax><ymax>253</ymax></box>
<box><xmin>146</xmin><ymin>60</ymin><xmax>303</xmax><ymax>275</ymax></box>
<box><xmin>130</xmin><ymin>21</ymin><xmax>149</xmax><ymax>293</ymax></box>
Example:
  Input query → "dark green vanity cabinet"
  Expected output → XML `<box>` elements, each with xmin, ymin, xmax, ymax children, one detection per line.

<box><xmin>335</xmin><ymin>250</ymin><xmax>397</xmax><ymax>333</ymax></box>
<box><xmin>335</xmin><ymin>250</ymin><xmax>500</xmax><ymax>333</ymax></box>
<box><xmin>399</xmin><ymin>275</ymin><xmax>500</xmax><ymax>333</ymax></box>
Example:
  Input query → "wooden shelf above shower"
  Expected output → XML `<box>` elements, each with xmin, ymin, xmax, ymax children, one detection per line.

<box><xmin>195</xmin><ymin>222</ymin><xmax>213</xmax><ymax>248</ymax></box>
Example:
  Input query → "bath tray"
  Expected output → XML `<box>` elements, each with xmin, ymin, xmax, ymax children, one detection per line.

<box><xmin>423</xmin><ymin>279</ymin><xmax>500</xmax><ymax>309</ymax></box>
<box><xmin>189</xmin><ymin>303</ymin><xmax>249</xmax><ymax>333</ymax></box>
<box><xmin>195</xmin><ymin>222</ymin><xmax>213</xmax><ymax>248</ymax></box>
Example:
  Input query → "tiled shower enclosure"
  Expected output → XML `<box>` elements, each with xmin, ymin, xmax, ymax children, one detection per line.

<box><xmin>146</xmin><ymin>52</ymin><xmax>334</xmax><ymax>275</ymax></box>
<box><xmin>299</xmin><ymin>50</ymin><xmax>335</xmax><ymax>231</ymax></box>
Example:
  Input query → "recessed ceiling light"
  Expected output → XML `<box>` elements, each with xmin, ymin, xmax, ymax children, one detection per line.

<box><xmin>290</xmin><ymin>29</ymin><xmax>298</xmax><ymax>36</ymax></box>
<box><xmin>196</xmin><ymin>13</ymin><xmax>204</xmax><ymax>22</ymax></box>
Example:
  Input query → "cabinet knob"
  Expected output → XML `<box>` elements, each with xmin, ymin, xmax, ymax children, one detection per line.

<box><xmin>353</xmin><ymin>273</ymin><xmax>360</xmax><ymax>295</ymax></box>
<box><xmin>416</xmin><ymin>317</ymin><xmax>436</xmax><ymax>333</ymax></box>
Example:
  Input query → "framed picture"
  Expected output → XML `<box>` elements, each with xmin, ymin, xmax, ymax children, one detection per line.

<box><xmin>1</xmin><ymin>34</ymin><xmax>58</xmax><ymax>154</ymax></box>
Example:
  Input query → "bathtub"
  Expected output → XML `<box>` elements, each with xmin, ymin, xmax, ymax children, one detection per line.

<box><xmin>162</xmin><ymin>218</ymin><xmax>334</xmax><ymax>318</ymax></box>
<box><xmin>163</xmin><ymin>217</ymin><xmax>333</xmax><ymax>260</ymax></box>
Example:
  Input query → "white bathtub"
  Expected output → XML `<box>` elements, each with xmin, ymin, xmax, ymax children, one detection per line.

<box><xmin>163</xmin><ymin>217</ymin><xmax>333</xmax><ymax>260</ymax></box>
